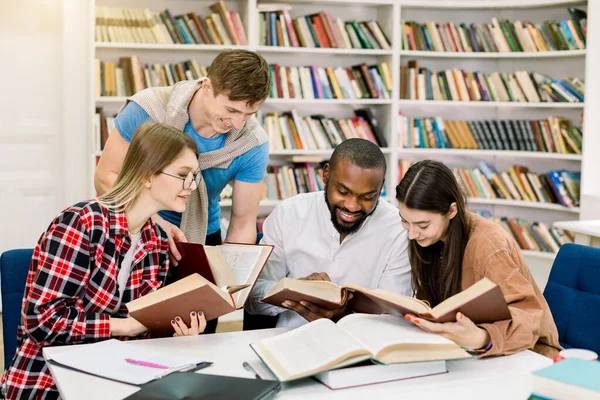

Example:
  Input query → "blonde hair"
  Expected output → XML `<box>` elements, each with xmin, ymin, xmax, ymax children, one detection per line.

<box><xmin>98</xmin><ymin>122</ymin><xmax>198</xmax><ymax>212</ymax></box>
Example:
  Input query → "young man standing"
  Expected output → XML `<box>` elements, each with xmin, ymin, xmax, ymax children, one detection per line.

<box><xmin>245</xmin><ymin>139</ymin><xmax>411</xmax><ymax>328</ymax></box>
<box><xmin>95</xmin><ymin>49</ymin><xmax>270</xmax><ymax>253</ymax></box>
<box><xmin>95</xmin><ymin>50</ymin><xmax>270</xmax><ymax>333</ymax></box>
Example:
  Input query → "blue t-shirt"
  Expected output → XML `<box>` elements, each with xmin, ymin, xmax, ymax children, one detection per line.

<box><xmin>115</xmin><ymin>102</ymin><xmax>269</xmax><ymax>235</ymax></box>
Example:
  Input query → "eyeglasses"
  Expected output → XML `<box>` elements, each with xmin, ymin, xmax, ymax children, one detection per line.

<box><xmin>160</xmin><ymin>170</ymin><xmax>202</xmax><ymax>190</ymax></box>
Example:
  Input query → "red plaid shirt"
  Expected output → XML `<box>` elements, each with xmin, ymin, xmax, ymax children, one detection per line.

<box><xmin>1</xmin><ymin>201</ymin><xmax>170</xmax><ymax>399</ymax></box>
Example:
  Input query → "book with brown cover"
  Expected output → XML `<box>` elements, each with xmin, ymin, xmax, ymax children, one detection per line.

<box><xmin>262</xmin><ymin>277</ymin><xmax>511</xmax><ymax>324</ymax></box>
<box><xmin>172</xmin><ymin>242</ymin><xmax>274</xmax><ymax>308</ymax></box>
<box><xmin>209</xmin><ymin>1</ymin><xmax>238</xmax><ymax>44</ymax></box>
<box><xmin>126</xmin><ymin>274</ymin><xmax>238</xmax><ymax>336</ymax></box>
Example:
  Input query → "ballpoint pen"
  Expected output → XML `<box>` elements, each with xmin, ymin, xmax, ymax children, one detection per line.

<box><xmin>125</xmin><ymin>358</ymin><xmax>169</xmax><ymax>369</ymax></box>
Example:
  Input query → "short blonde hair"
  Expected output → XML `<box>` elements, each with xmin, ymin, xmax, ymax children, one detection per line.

<box><xmin>98</xmin><ymin>122</ymin><xmax>198</xmax><ymax>212</ymax></box>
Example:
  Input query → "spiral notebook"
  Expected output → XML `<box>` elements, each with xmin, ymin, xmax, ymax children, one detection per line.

<box><xmin>46</xmin><ymin>339</ymin><xmax>211</xmax><ymax>386</ymax></box>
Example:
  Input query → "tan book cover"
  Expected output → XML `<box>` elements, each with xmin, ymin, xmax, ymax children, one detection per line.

<box><xmin>263</xmin><ymin>277</ymin><xmax>511</xmax><ymax>325</ymax></box>
<box><xmin>127</xmin><ymin>274</ymin><xmax>238</xmax><ymax>337</ymax></box>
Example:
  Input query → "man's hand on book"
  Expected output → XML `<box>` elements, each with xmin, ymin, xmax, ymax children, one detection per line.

<box><xmin>171</xmin><ymin>311</ymin><xmax>207</xmax><ymax>336</ymax></box>
<box><xmin>298</xmin><ymin>272</ymin><xmax>332</xmax><ymax>281</ymax></box>
<box><xmin>151</xmin><ymin>214</ymin><xmax>188</xmax><ymax>266</ymax></box>
<box><xmin>404</xmin><ymin>312</ymin><xmax>491</xmax><ymax>351</ymax></box>
<box><xmin>282</xmin><ymin>293</ymin><xmax>354</xmax><ymax>323</ymax></box>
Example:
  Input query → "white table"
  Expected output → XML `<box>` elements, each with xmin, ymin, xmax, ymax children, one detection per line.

<box><xmin>43</xmin><ymin>329</ymin><xmax>552</xmax><ymax>400</ymax></box>
<box><xmin>554</xmin><ymin>220</ymin><xmax>600</xmax><ymax>247</ymax></box>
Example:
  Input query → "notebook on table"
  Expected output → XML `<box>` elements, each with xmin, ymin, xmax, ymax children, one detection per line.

<box><xmin>46</xmin><ymin>339</ymin><xmax>211</xmax><ymax>386</ymax></box>
<box><xmin>123</xmin><ymin>372</ymin><xmax>281</xmax><ymax>400</ymax></box>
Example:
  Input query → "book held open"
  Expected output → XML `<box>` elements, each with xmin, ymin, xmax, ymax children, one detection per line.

<box><xmin>262</xmin><ymin>277</ymin><xmax>511</xmax><ymax>324</ymax></box>
<box><xmin>250</xmin><ymin>314</ymin><xmax>471</xmax><ymax>382</ymax></box>
<box><xmin>126</xmin><ymin>243</ymin><xmax>273</xmax><ymax>336</ymax></box>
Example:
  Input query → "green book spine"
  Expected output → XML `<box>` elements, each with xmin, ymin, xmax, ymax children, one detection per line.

<box><xmin>499</xmin><ymin>22</ymin><xmax>518</xmax><ymax>51</ymax></box>
<box><xmin>350</xmin><ymin>20</ymin><xmax>373</xmax><ymax>49</ymax></box>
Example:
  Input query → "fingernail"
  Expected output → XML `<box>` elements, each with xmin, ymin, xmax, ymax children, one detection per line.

<box><xmin>171</xmin><ymin>320</ymin><xmax>175</xmax><ymax>324</ymax></box>
<box><xmin>191</xmin><ymin>312</ymin><xmax>195</xmax><ymax>316</ymax></box>
<box><xmin>176</xmin><ymin>317</ymin><xmax>180</xmax><ymax>321</ymax></box>
<box><xmin>414</xmin><ymin>319</ymin><xmax>420</xmax><ymax>325</ymax></box>
<box><xmin>198</xmin><ymin>311</ymin><xmax>203</xmax><ymax>316</ymax></box>
<box><xmin>300</xmin><ymin>301</ymin><xmax>308</xmax><ymax>306</ymax></box>
<box><xmin>404</xmin><ymin>315</ymin><xmax>411</xmax><ymax>321</ymax></box>
<box><xmin>283</xmin><ymin>301</ymin><xmax>291</xmax><ymax>307</ymax></box>
<box><xmin>458</xmin><ymin>312</ymin><xmax>463</xmax><ymax>320</ymax></box>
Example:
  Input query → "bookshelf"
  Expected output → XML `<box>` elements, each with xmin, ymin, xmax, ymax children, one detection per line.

<box><xmin>88</xmin><ymin>0</ymin><xmax>588</xmax><ymax>270</ymax></box>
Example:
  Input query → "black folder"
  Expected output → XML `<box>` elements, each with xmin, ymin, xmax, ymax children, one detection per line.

<box><xmin>124</xmin><ymin>372</ymin><xmax>281</xmax><ymax>400</ymax></box>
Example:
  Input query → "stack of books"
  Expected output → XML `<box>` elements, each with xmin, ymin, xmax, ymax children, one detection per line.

<box><xmin>268</xmin><ymin>63</ymin><xmax>392</xmax><ymax>100</ymax></box>
<box><xmin>257</xmin><ymin>5</ymin><xmax>390</xmax><ymax>49</ymax></box>
<box><xmin>401</xmin><ymin>8</ymin><xmax>587</xmax><ymax>52</ymax></box>
<box><xmin>400</xmin><ymin>60</ymin><xmax>585</xmax><ymax>103</ymax></box>
<box><xmin>398</xmin><ymin>161</ymin><xmax>580</xmax><ymax>208</ymax></box>
<box><xmin>95</xmin><ymin>1</ymin><xmax>247</xmax><ymax>45</ymax></box>
<box><xmin>258</xmin><ymin>109</ymin><xmax>387</xmax><ymax>150</ymax></box>
<box><xmin>94</xmin><ymin>58</ymin><xmax>207</xmax><ymax>97</ymax></box>
<box><xmin>398</xmin><ymin>115</ymin><xmax>582</xmax><ymax>154</ymax></box>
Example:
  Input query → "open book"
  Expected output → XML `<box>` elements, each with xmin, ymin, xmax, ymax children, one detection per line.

<box><xmin>250</xmin><ymin>314</ymin><xmax>471</xmax><ymax>382</ymax></box>
<box><xmin>262</xmin><ymin>277</ymin><xmax>511</xmax><ymax>324</ymax></box>
<box><xmin>174</xmin><ymin>242</ymin><xmax>274</xmax><ymax>308</ymax></box>
<box><xmin>127</xmin><ymin>243</ymin><xmax>273</xmax><ymax>336</ymax></box>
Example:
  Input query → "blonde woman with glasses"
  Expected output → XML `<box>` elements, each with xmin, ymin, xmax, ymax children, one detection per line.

<box><xmin>1</xmin><ymin>122</ymin><xmax>207</xmax><ymax>400</ymax></box>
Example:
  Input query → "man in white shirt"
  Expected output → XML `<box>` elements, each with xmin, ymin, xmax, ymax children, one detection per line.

<box><xmin>246</xmin><ymin>139</ymin><xmax>411</xmax><ymax>328</ymax></box>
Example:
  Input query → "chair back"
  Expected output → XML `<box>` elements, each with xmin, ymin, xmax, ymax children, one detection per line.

<box><xmin>0</xmin><ymin>249</ymin><xmax>33</xmax><ymax>369</ymax></box>
<box><xmin>544</xmin><ymin>243</ymin><xmax>600</xmax><ymax>354</ymax></box>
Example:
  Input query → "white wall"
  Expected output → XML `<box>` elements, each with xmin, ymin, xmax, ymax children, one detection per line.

<box><xmin>0</xmin><ymin>0</ymin><xmax>68</xmax><ymax>310</ymax></box>
<box><xmin>581</xmin><ymin>1</ymin><xmax>600</xmax><ymax>220</ymax></box>
<box><xmin>0</xmin><ymin>0</ymin><xmax>68</xmax><ymax>250</ymax></box>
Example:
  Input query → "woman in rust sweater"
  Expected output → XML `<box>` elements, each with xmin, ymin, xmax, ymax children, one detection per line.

<box><xmin>396</xmin><ymin>160</ymin><xmax>561</xmax><ymax>358</ymax></box>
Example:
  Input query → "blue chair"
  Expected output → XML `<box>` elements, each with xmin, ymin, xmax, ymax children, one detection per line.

<box><xmin>0</xmin><ymin>249</ymin><xmax>33</xmax><ymax>369</ymax></box>
<box><xmin>544</xmin><ymin>243</ymin><xmax>600</xmax><ymax>354</ymax></box>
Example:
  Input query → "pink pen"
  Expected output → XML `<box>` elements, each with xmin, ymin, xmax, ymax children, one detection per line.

<box><xmin>125</xmin><ymin>358</ymin><xmax>169</xmax><ymax>369</ymax></box>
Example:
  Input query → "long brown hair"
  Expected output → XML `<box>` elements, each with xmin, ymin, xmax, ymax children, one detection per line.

<box><xmin>395</xmin><ymin>160</ymin><xmax>471</xmax><ymax>306</ymax></box>
<box><xmin>98</xmin><ymin>122</ymin><xmax>198</xmax><ymax>212</ymax></box>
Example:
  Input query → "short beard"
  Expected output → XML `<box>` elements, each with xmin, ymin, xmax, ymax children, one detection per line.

<box><xmin>324</xmin><ymin>186</ymin><xmax>378</xmax><ymax>236</ymax></box>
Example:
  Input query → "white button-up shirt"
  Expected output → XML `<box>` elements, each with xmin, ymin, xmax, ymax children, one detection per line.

<box><xmin>246</xmin><ymin>191</ymin><xmax>412</xmax><ymax>328</ymax></box>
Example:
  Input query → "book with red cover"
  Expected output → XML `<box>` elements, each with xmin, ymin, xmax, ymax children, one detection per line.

<box><xmin>127</xmin><ymin>243</ymin><xmax>273</xmax><ymax>336</ymax></box>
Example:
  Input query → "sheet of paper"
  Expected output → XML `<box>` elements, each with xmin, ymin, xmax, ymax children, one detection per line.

<box><xmin>48</xmin><ymin>339</ymin><xmax>205</xmax><ymax>385</ymax></box>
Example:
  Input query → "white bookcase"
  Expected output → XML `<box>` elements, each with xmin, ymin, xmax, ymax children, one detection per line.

<box><xmin>88</xmin><ymin>0</ymin><xmax>589</xmax><ymax>283</ymax></box>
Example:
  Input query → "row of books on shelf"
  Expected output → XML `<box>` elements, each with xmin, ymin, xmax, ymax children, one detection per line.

<box><xmin>258</xmin><ymin>109</ymin><xmax>387</xmax><ymax>151</ymax></box>
<box><xmin>484</xmin><ymin>213</ymin><xmax>574</xmax><ymax>254</ymax></box>
<box><xmin>263</xmin><ymin>163</ymin><xmax>325</xmax><ymax>201</ymax></box>
<box><xmin>269</xmin><ymin>63</ymin><xmax>392</xmax><ymax>100</ymax></box>
<box><xmin>95</xmin><ymin>2</ymin><xmax>247</xmax><ymax>46</ymax></box>
<box><xmin>258</xmin><ymin>5</ymin><xmax>390</xmax><ymax>50</ymax></box>
<box><xmin>401</xmin><ymin>9</ymin><xmax>587</xmax><ymax>53</ymax></box>
<box><xmin>401</xmin><ymin>60</ymin><xmax>585</xmax><ymax>103</ymax></box>
<box><xmin>94</xmin><ymin>57</ymin><xmax>208</xmax><ymax>97</ymax></box>
<box><xmin>398</xmin><ymin>115</ymin><xmax>582</xmax><ymax>154</ymax></box>
<box><xmin>398</xmin><ymin>160</ymin><xmax>580</xmax><ymax>208</ymax></box>
<box><xmin>92</xmin><ymin>108</ymin><xmax>114</xmax><ymax>153</ymax></box>
<box><xmin>258</xmin><ymin>165</ymin><xmax>574</xmax><ymax>254</ymax></box>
